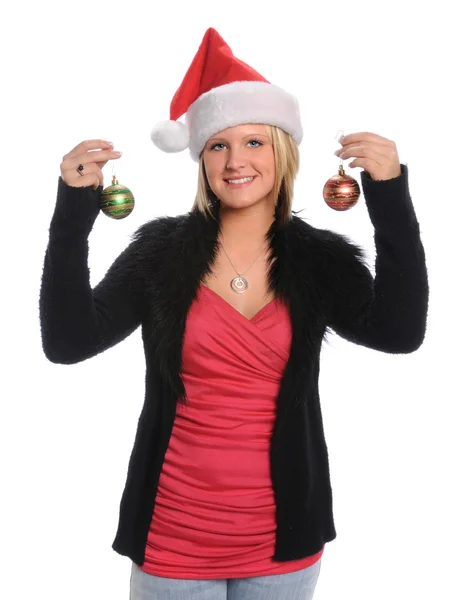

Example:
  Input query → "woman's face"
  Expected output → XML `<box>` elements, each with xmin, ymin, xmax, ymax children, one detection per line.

<box><xmin>202</xmin><ymin>123</ymin><xmax>276</xmax><ymax>212</ymax></box>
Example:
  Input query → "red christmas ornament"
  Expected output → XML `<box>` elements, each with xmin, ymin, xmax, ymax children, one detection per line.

<box><xmin>323</xmin><ymin>164</ymin><xmax>360</xmax><ymax>211</ymax></box>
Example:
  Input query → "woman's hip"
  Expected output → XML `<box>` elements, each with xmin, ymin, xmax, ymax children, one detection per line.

<box><xmin>130</xmin><ymin>558</ymin><xmax>322</xmax><ymax>600</ymax></box>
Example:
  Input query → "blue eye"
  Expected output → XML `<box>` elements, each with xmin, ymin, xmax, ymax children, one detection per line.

<box><xmin>210</xmin><ymin>139</ymin><xmax>263</xmax><ymax>151</ymax></box>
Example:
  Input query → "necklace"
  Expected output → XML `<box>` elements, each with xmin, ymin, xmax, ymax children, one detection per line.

<box><xmin>219</xmin><ymin>237</ymin><xmax>268</xmax><ymax>294</ymax></box>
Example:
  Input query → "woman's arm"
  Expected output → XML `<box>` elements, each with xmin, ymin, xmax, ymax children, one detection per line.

<box><xmin>39</xmin><ymin>177</ymin><xmax>145</xmax><ymax>364</ymax></box>
<box><xmin>326</xmin><ymin>164</ymin><xmax>429</xmax><ymax>353</ymax></box>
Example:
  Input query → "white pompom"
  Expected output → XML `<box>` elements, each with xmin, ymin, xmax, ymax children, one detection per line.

<box><xmin>151</xmin><ymin>120</ymin><xmax>190</xmax><ymax>153</ymax></box>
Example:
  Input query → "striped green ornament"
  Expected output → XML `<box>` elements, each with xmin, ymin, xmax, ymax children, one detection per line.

<box><xmin>100</xmin><ymin>175</ymin><xmax>135</xmax><ymax>219</ymax></box>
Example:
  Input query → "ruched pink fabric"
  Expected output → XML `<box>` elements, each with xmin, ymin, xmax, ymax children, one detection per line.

<box><xmin>140</xmin><ymin>284</ymin><xmax>324</xmax><ymax>579</ymax></box>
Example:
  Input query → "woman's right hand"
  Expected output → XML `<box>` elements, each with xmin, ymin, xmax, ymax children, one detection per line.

<box><xmin>60</xmin><ymin>139</ymin><xmax>122</xmax><ymax>191</ymax></box>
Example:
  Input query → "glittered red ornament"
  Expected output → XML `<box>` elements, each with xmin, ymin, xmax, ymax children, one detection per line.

<box><xmin>323</xmin><ymin>165</ymin><xmax>360</xmax><ymax>211</ymax></box>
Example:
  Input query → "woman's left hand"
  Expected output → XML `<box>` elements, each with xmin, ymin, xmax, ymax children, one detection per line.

<box><xmin>335</xmin><ymin>132</ymin><xmax>401</xmax><ymax>181</ymax></box>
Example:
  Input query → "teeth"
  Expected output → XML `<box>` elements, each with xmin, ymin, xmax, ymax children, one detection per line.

<box><xmin>227</xmin><ymin>177</ymin><xmax>253</xmax><ymax>184</ymax></box>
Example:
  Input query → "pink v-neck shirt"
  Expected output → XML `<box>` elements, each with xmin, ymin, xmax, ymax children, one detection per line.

<box><xmin>138</xmin><ymin>284</ymin><xmax>324</xmax><ymax>579</ymax></box>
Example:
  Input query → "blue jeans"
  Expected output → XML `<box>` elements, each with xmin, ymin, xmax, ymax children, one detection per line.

<box><xmin>130</xmin><ymin>558</ymin><xmax>322</xmax><ymax>600</ymax></box>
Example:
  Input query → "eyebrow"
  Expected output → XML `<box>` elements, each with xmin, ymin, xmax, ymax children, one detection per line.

<box><xmin>208</xmin><ymin>133</ymin><xmax>269</xmax><ymax>143</ymax></box>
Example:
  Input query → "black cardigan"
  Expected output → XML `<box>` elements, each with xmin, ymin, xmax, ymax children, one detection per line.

<box><xmin>39</xmin><ymin>164</ymin><xmax>428</xmax><ymax>565</ymax></box>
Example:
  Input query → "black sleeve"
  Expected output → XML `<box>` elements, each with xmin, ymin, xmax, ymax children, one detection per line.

<box><xmin>39</xmin><ymin>177</ymin><xmax>146</xmax><ymax>364</ymax></box>
<box><xmin>326</xmin><ymin>164</ymin><xmax>429</xmax><ymax>353</ymax></box>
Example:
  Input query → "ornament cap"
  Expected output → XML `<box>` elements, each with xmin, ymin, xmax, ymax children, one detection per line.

<box><xmin>151</xmin><ymin>120</ymin><xmax>190</xmax><ymax>153</ymax></box>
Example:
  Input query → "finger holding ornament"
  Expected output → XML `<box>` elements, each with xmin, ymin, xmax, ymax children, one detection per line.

<box><xmin>60</xmin><ymin>140</ymin><xmax>122</xmax><ymax>189</ymax></box>
<box><xmin>335</xmin><ymin>132</ymin><xmax>401</xmax><ymax>181</ymax></box>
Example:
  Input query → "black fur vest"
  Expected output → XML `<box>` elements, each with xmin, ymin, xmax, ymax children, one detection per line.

<box><xmin>109</xmin><ymin>164</ymin><xmax>427</xmax><ymax>564</ymax></box>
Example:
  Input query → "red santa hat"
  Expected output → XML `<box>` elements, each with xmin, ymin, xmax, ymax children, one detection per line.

<box><xmin>151</xmin><ymin>27</ymin><xmax>303</xmax><ymax>162</ymax></box>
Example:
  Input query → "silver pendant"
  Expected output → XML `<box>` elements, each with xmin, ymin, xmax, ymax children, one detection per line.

<box><xmin>231</xmin><ymin>276</ymin><xmax>248</xmax><ymax>294</ymax></box>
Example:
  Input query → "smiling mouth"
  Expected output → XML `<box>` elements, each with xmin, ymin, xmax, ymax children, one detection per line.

<box><xmin>224</xmin><ymin>176</ymin><xmax>256</xmax><ymax>187</ymax></box>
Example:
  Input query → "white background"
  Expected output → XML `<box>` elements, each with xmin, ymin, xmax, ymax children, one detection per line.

<box><xmin>1</xmin><ymin>1</ymin><xmax>453</xmax><ymax>599</ymax></box>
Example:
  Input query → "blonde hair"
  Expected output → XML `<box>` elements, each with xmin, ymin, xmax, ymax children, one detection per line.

<box><xmin>190</xmin><ymin>124</ymin><xmax>300</xmax><ymax>225</ymax></box>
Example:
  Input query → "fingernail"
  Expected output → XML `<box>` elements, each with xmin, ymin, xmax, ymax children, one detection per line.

<box><xmin>113</xmin><ymin>151</ymin><xmax>122</xmax><ymax>156</ymax></box>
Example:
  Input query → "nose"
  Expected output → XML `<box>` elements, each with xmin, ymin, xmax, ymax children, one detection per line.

<box><xmin>225</xmin><ymin>147</ymin><xmax>247</xmax><ymax>171</ymax></box>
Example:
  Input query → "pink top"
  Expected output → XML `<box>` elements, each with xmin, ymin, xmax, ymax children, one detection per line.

<box><xmin>139</xmin><ymin>284</ymin><xmax>324</xmax><ymax>579</ymax></box>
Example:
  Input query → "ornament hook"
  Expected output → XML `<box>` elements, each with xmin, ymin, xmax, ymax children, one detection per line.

<box><xmin>335</xmin><ymin>129</ymin><xmax>345</xmax><ymax>166</ymax></box>
<box><xmin>335</xmin><ymin>129</ymin><xmax>345</xmax><ymax>143</ymax></box>
<box><xmin>111</xmin><ymin>158</ymin><xmax>118</xmax><ymax>186</ymax></box>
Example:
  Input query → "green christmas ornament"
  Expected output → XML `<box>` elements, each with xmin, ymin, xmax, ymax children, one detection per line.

<box><xmin>100</xmin><ymin>174</ymin><xmax>135</xmax><ymax>219</ymax></box>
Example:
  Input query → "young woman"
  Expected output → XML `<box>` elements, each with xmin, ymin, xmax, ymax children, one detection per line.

<box><xmin>40</xmin><ymin>28</ymin><xmax>428</xmax><ymax>600</ymax></box>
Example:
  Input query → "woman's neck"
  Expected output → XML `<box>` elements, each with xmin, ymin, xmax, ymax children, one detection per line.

<box><xmin>218</xmin><ymin>203</ymin><xmax>276</xmax><ymax>252</ymax></box>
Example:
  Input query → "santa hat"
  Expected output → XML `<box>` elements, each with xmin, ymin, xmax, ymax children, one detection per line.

<box><xmin>151</xmin><ymin>27</ymin><xmax>303</xmax><ymax>162</ymax></box>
